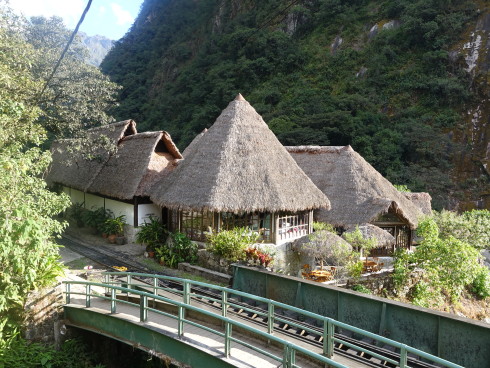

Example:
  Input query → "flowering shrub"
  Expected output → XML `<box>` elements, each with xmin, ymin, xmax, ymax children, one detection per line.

<box><xmin>245</xmin><ymin>247</ymin><xmax>274</xmax><ymax>267</ymax></box>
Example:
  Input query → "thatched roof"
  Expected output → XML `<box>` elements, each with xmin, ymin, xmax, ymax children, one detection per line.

<box><xmin>150</xmin><ymin>94</ymin><xmax>330</xmax><ymax>213</ymax></box>
<box><xmin>183</xmin><ymin>128</ymin><xmax>207</xmax><ymax>158</ymax></box>
<box><xmin>47</xmin><ymin>120</ymin><xmax>137</xmax><ymax>192</ymax></box>
<box><xmin>286</xmin><ymin>146</ymin><xmax>423</xmax><ymax>229</ymax></box>
<box><xmin>47</xmin><ymin>121</ymin><xmax>182</xmax><ymax>200</ymax></box>
<box><xmin>403</xmin><ymin>192</ymin><xmax>432</xmax><ymax>215</ymax></box>
<box><xmin>89</xmin><ymin>131</ymin><xmax>182</xmax><ymax>200</ymax></box>
<box><xmin>344</xmin><ymin>223</ymin><xmax>395</xmax><ymax>248</ymax></box>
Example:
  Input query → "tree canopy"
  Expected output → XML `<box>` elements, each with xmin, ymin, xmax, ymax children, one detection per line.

<box><xmin>0</xmin><ymin>4</ymin><xmax>119</xmax><ymax>344</ymax></box>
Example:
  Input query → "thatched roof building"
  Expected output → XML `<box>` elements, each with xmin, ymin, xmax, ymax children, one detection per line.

<box><xmin>151</xmin><ymin>95</ymin><xmax>330</xmax><ymax>213</ymax></box>
<box><xmin>47</xmin><ymin>121</ymin><xmax>182</xmax><ymax>200</ymax></box>
<box><xmin>286</xmin><ymin>145</ymin><xmax>423</xmax><ymax>229</ymax></box>
<box><xmin>48</xmin><ymin>120</ymin><xmax>137</xmax><ymax>192</ymax></box>
<box><xmin>88</xmin><ymin>131</ymin><xmax>182</xmax><ymax>200</ymax></box>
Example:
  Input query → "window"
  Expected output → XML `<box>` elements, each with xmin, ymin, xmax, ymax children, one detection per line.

<box><xmin>277</xmin><ymin>211</ymin><xmax>309</xmax><ymax>242</ymax></box>
<box><xmin>179</xmin><ymin>210</ymin><xmax>214</xmax><ymax>241</ymax></box>
<box><xmin>221</xmin><ymin>212</ymin><xmax>273</xmax><ymax>243</ymax></box>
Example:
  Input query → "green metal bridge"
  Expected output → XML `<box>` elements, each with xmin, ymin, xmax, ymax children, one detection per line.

<box><xmin>62</xmin><ymin>272</ymin><xmax>464</xmax><ymax>368</ymax></box>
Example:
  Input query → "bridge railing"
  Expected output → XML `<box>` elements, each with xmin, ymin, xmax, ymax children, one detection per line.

<box><xmin>75</xmin><ymin>272</ymin><xmax>462</xmax><ymax>368</ymax></box>
<box><xmin>64</xmin><ymin>280</ymin><xmax>346</xmax><ymax>368</ymax></box>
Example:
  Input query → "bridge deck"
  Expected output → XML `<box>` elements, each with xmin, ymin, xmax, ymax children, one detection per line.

<box><xmin>65</xmin><ymin>277</ymin><xmax>372</xmax><ymax>368</ymax></box>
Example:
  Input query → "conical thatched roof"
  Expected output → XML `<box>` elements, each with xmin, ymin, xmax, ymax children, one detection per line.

<box><xmin>286</xmin><ymin>146</ymin><xmax>423</xmax><ymax>229</ymax></box>
<box><xmin>47</xmin><ymin>121</ymin><xmax>182</xmax><ymax>200</ymax></box>
<box><xmin>344</xmin><ymin>223</ymin><xmax>395</xmax><ymax>248</ymax></box>
<box><xmin>47</xmin><ymin>120</ymin><xmax>137</xmax><ymax>192</ymax></box>
<box><xmin>403</xmin><ymin>192</ymin><xmax>432</xmax><ymax>215</ymax></box>
<box><xmin>150</xmin><ymin>95</ymin><xmax>330</xmax><ymax>213</ymax></box>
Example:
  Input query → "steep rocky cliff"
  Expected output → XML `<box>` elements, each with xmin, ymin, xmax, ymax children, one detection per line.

<box><xmin>452</xmin><ymin>6</ymin><xmax>490</xmax><ymax>210</ymax></box>
<box><xmin>101</xmin><ymin>0</ymin><xmax>489</xmax><ymax>210</ymax></box>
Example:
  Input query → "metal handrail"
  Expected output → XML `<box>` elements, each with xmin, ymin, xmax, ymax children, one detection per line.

<box><xmin>64</xmin><ymin>281</ymin><xmax>346</xmax><ymax>368</ymax></box>
<box><xmin>96</xmin><ymin>272</ymin><xmax>463</xmax><ymax>368</ymax></box>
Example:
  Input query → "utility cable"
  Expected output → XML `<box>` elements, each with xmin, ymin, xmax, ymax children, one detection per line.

<box><xmin>36</xmin><ymin>0</ymin><xmax>93</xmax><ymax>102</ymax></box>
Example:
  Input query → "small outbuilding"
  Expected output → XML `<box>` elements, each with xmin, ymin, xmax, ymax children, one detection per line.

<box><xmin>150</xmin><ymin>95</ymin><xmax>331</xmax><ymax>244</ymax></box>
<box><xmin>286</xmin><ymin>145</ymin><xmax>430</xmax><ymax>254</ymax></box>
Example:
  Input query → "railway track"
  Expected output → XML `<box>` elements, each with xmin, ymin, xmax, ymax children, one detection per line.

<box><xmin>59</xmin><ymin>236</ymin><xmax>444</xmax><ymax>368</ymax></box>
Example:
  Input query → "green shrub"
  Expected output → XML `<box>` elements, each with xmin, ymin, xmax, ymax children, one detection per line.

<box><xmin>207</xmin><ymin>227</ymin><xmax>260</xmax><ymax>262</ymax></box>
<box><xmin>102</xmin><ymin>215</ymin><xmax>125</xmax><ymax>235</ymax></box>
<box><xmin>81</xmin><ymin>207</ymin><xmax>113</xmax><ymax>233</ymax></box>
<box><xmin>155</xmin><ymin>232</ymin><xmax>197</xmax><ymax>268</ymax></box>
<box><xmin>0</xmin><ymin>338</ymin><xmax>104</xmax><ymax>368</ymax></box>
<box><xmin>136</xmin><ymin>216</ymin><xmax>167</xmax><ymax>250</ymax></box>
<box><xmin>312</xmin><ymin>221</ymin><xmax>336</xmax><ymax>232</ymax></box>
<box><xmin>471</xmin><ymin>267</ymin><xmax>490</xmax><ymax>299</ymax></box>
<box><xmin>351</xmin><ymin>284</ymin><xmax>372</xmax><ymax>294</ymax></box>
<box><xmin>67</xmin><ymin>202</ymin><xmax>86</xmax><ymax>227</ymax></box>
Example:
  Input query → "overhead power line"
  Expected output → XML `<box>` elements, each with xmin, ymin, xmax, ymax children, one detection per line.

<box><xmin>37</xmin><ymin>0</ymin><xmax>93</xmax><ymax>102</ymax></box>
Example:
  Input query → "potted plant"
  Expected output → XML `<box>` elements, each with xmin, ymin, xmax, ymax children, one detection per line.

<box><xmin>103</xmin><ymin>215</ymin><xmax>126</xmax><ymax>244</ymax></box>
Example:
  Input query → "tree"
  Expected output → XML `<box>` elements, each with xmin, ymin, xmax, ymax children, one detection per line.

<box><xmin>432</xmin><ymin>210</ymin><xmax>490</xmax><ymax>250</ymax></box>
<box><xmin>393</xmin><ymin>217</ymin><xmax>489</xmax><ymax>308</ymax></box>
<box><xmin>0</xmin><ymin>4</ymin><xmax>119</xmax><ymax>344</ymax></box>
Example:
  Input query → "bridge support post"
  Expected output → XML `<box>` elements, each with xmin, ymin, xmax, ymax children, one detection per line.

<box><xmin>400</xmin><ymin>344</ymin><xmax>407</xmax><ymax>368</ymax></box>
<box><xmin>85</xmin><ymin>285</ymin><xmax>91</xmax><ymax>307</ymax></box>
<box><xmin>224</xmin><ymin>321</ymin><xmax>232</xmax><ymax>357</ymax></box>
<box><xmin>183</xmin><ymin>281</ymin><xmax>191</xmax><ymax>305</ymax></box>
<box><xmin>222</xmin><ymin>290</ymin><xmax>228</xmax><ymax>318</ymax></box>
<box><xmin>111</xmin><ymin>288</ymin><xmax>116</xmax><ymax>313</ymax></box>
<box><xmin>324</xmin><ymin>318</ymin><xmax>334</xmax><ymax>358</ymax></box>
<box><xmin>267</xmin><ymin>303</ymin><xmax>274</xmax><ymax>334</ymax></box>
<box><xmin>178</xmin><ymin>306</ymin><xmax>185</xmax><ymax>337</ymax></box>
<box><xmin>66</xmin><ymin>283</ymin><xmax>71</xmax><ymax>304</ymax></box>
<box><xmin>140</xmin><ymin>295</ymin><xmax>147</xmax><ymax>322</ymax></box>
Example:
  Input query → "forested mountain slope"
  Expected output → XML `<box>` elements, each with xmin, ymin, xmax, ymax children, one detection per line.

<box><xmin>100</xmin><ymin>0</ymin><xmax>490</xmax><ymax>210</ymax></box>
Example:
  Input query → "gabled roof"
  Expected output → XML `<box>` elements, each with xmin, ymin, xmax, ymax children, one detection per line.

<box><xmin>48</xmin><ymin>120</ymin><xmax>137</xmax><ymax>192</ymax></box>
<box><xmin>47</xmin><ymin>121</ymin><xmax>182</xmax><ymax>200</ymax></box>
<box><xmin>89</xmin><ymin>131</ymin><xmax>182</xmax><ymax>200</ymax></box>
<box><xmin>286</xmin><ymin>145</ymin><xmax>423</xmax><ymax>229</ymax></box>
<box><xmin>150</xmin><ymin>94</ymin><xmax>330</xmax><ymax>213</ymax></box>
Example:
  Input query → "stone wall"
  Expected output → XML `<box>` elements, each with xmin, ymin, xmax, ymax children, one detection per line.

<box><xmin>22</xmin><ymin>282</ymin><xmax>66</xmax><ymax>347</ymax></box>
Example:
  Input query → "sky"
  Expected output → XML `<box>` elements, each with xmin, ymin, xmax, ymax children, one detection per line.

<box><xmin>10</xmin><ymin>0</ymin><xmax>144</xmax><ymax>40</ymax></box>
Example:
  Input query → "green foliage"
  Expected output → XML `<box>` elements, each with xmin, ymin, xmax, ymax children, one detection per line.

<box><xmin>351</xmin><ymin>284</ymin><xmax>372</xmax><ymax>294</ymax></box>
<box><xmin>101</xmin><ymin>0</ymin><xmax>476</xmax><ymax>208</ymax></box>
<box><xmin>432</xmin><ymin>209</ymin><xmax>490</xmax><ymax>250</ymax></box>
<box><xmin>207</xmin><ymin>227</ymin><xmax>260</xmax><ymax>262</ymax></box>
<box><xmin>0</xmin><ymin>338</ymin><xmax>105</xmax><ymax>368</ymax></box>
<box><xmin>136</xmin><ymin>215</ymin><xmax>168</xmax><ymax>250</ymax></box>
<box><xmin>471</xmin><ymin>268</ymin><xmax>490</xmax><ymax>299</ymax></box>
<box><xmin>312</xmin><ymin>221</ymin><xmax>336</xmax><ymax>232</ymax></box>
<box><xmin>102</xmin><ymin>215</ymin><xmax>126</xmax><ymax>236</ymax></box>
<box><xmin>394</xmin><ymin>184</ymin><xmax>411</xmax><ymax>192</ymax></box>
<box><xmin>67</xmin><ymin>203</ymin><xmax>86</xmax><ymax>227</ymax></box>
<box><xmin>155</xmin><ymin>232</ymin><xmax>198</xmax><ymax>268</ymax></box>
<box><xmin>81</xmin><ymin>207</ymin><xmax>113</xmax><ymax>233</ymax></box>
<box><xmin>0</xmin><ymin>7</ymin><xmax>71</xmax><ymax>342</ymax></box>
<box><xmin>343</xmin><ymin>226</ymin><xmax>378</xmax><ymax>258</ymax></box>
<box><xmin>0</xmin><ymin>4</ymin><xmax>118</xmax><ymax>343</ymax></box>
<box><xmin>393</xmin><ymin>217</ymin><xmax>485</xmax><ymax>307</ymax></box>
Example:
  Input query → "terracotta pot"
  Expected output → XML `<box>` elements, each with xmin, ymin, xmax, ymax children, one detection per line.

<box><xmin>102</xmin><ymin>233</ymin><xmax>108</xmax><ymax>238</ymax></box>
<box><xmin>148</xmin><ymin>251</ymin><xmax>155</xmax><ymax>258</ymax></box>
<box><xmin>107</xmin><ymin>234</ymin><xmax>117</xmax><ymax>244</ymax></box>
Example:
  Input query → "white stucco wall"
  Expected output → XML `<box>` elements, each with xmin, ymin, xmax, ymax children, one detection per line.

<box><xmin>85</xmin><ymin>193</ymin><xmax>104</xmax><ymax>210</ymax></box>
<box><xmin>137</xmin><ymin>204</ymin><xmax>161</xmax><ymax>226</ymax></box>
<box><xmin>65</xmin><ymin>187</ymin><xmax>85</xmax><ymax>205</ymax></box>
<box><xmin>105</xmin><ymin>198</ymin><xmax>134</xmax><ymax>226</ymax></box>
